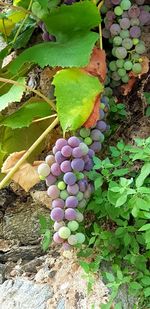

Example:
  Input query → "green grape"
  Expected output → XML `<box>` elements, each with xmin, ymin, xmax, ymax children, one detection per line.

<box><xmin>101</xmin><ymin>4</ymin><xmax>107</xmax><ymax>14</ymax></box>
<box><xmin>114</xmin><ymin>6</ymin><xmax>123</xmax><ymax>16</ymax></box>
<box><xmin>76</xmin><ymin>172</ymin><xmax>84</xmax><ymax>180</ymax></box>
<box><xmin>58</xmin><ymin>227</ymin><xmax>71</xmax><ymax>239</ymax></box>
<box><xmin>104</xmin><ymin>87</ymin><xmax>113</xmax><ymax>97</ymax></box>
<box><xmin>100</xmin><ymin>103</ymin><xmax>105</xmax><ymax>110</ymax></box>
<box><xmin>122</xmin><ymin>38</ymin><xmax>133</xmax><ymax>50</ymax></box>
<box><xmin>84</xmin><ymin>137</ymin><xmax>92</xmax><ymax>145</ymax></box>
<box><xmin>115</xmin><ymin>47</ymin><xmax>127</xmax><ymax>59</ymax></box>
<box><xmin>77</xmin><ymin>192</ymin><xmax>84</xmax><ymax>201</ymax></box>
<box><xmin>131</xmin><ymin>53</ymin><xmax>140</xmax><ymax>62</ymax></box>
<box><xmin>118</xmin><ymin>68</ymin><xmax>126</xmax><ymax>77</ymax></box>
<box><xmin>120</xmin><ymin>0</ymin><xmax>131</xmax><ymax>10</ymax></box>
<box><xmin>124</xmin><ymin>60</ymin><xmax>132</xmax><ymax>70</ymax></box>
<box><xmin>111</xmin><ymin>71</ymin><xmax>121</xmax><ymax>81</ymax></box>
<box><xmin>68</xmin><ymin>235</ymin><xmax>77</xmax><ymax>245</ymax></box>
<box><xmin>68</xmin><ymin>221</ymin><xmax>79</xmax><ymax>232</ymax></box>
<box><xmin>76</xmin><ymin>233</ymin><xmax>85</xmax><ymax>244</ymax></box>
<box><xmin>121</xmin><ymin>74</ymin><xmax>129</xmax><ymax>83</ymax></box>
<box><xmin>109</xmin><ymin>61</ymin><xmax>117</xmax><ymax>72</ymax></box>
<box><xmin>116</xmin><ymin>59</ymin><xmax>125</xmax><ymax>68</ymax></box>
<box><xmin>60</xmin><ymin>190</ymin><xmax>69</xmax><ymax>200</ymax></box>
<box><xmin>132</xmin><ymin>63</ymin><xmax>142</xmax><ymax>74</ymax></box>
<box><xmin>132</xmin><ymin>38</ymin><xmax>139</xmax><ymax>45</ymax></box>
<box><xmin>120</xmin><ymin>30</ymin><xmax>129</xmax><ymax>39</ymax></box>
<box><xmin>58</xmin><ymin>181</ymin><xmax>66</xmax><ymax>190</ymax></box>
<box><xmin>80</xmin><ymin>128</ymin><xmax>90</xmax><ymax>138</ymax></box>
<box><xmin>113</xmin><ymin>36</ymin><xmax>122</xmax><ymax>46</ymax></box>
<box><xmin>135</xmin><ymin>42</ymin><xmax>146</xmax><ymax>54</ymax></box>
<box><xmin>39</xmin><ymin>175</ymin><xmax>45</xmax><ymax>180</ymax></box>
<box><xmin>112</xmin><ymin>47</ymin><xmax>117</xmax><ymax>57</ymax></box>
<box><xmin>110</xmin><ymin>80</ymin><xmax>121</xmax><ymax>88</ymax></box>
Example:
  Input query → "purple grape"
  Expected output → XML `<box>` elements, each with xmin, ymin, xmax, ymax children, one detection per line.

<box><xmin>84</xmin><ymin>185</ymin><xmax>92</xmax><ymax>199</ymax></box>
<box><xmin>42</xmin><ymin>32</ymin><xmax>50</xmax><ymax>41</ymax></box>
<box><xmin>53</xmin><ymin>232</ymin><xmax>64</xmax><ymax>244</ymax></box>
<box><xmin>102</xmin><ymin>28</ymin><xmax>111</xmax><ymax>39</ymax></box>
<box><xmin>135</xmin><ymin>0</ymin><xmax>145</xmax><ymax>4</ymax></box>
<box><xmin>88</xmin><ymin>149</ymin><xmax>95</xmax><ymax>157</ymax></box>
<box><xmin>52</xmin><ymin>199</ymin><xmax>65</xmax><ymax>208</ymax></box>
<box><xmin>68</xmin><ymin>136</ymin><xmax>80</xmax><ymax>147</ymax></box>
<box><xmin>91</xmin><ymin>129</ymin><xmax>104</xmax><ymax>142</ymax></box>
<box><xmin>47</xmin><ymin>185</ymin><xmax>60</xmax><ymax>199</ymax></box>
<box><xmin>119</xmin><ymin>18</ymin><xmax>130</xmax><ymax>29</ymax></box>
<box><xmin>55</xmin><ymin>151</ymin><xmax>65</xmax><ymax>164</ymax></box>
<box><xmin>52</xmin><ymin>146</ymin><xmax>59</xmax><ymax>155</ymax></box>
<box><xmin>84</xmin><ymin>158</ymin><xmax>93</xmax><ymax>171</ymax></box>
<box><xmin>90</xmin><ymin>142</ymin><xmax>102</xmax><ymax>152</ymax></box>
<box><xmin>130</xmin><ymin>26</ymin><xmax>141</xmax><ymax>38</ymax></box>
<box><xmin>110</xmin><ymin>24</ymin><xmax>121</xmax><ymax>36</ymax></box>
<box><xmin>106</xmin><ymin>11</ymin><xmax>115</xmax><ymax>21</ymax></box>
<box><xmin>60</xmin><ymin>160</ymin><xmax>72</xmax><ymax>173</ymax></box>
<box><xmin>51</xmin><ymin>208</ymin><xmax>64</xmax><ymax>221</ymax></box>
<box><xmin>72</xmin><ymin>147</ymin><xmax>83</xmax><ymax>158</ymax></box>
<box><xmin>51</xmin><ymin>163</ymin><xmax>61</xmax><ymax>176</ymax></box>
<box><xmin>128</xmin><ymin>5</ymin><xmax>140</xmax><ymax>18</ymax></box>
<box><xmin>111</xmin><ymin>0</ymin><xmax>121</xmax><ymax>4</ymax></box>
<box><xmin>55</xmin><ymin>138</ymin><xmax>68</xmax><ymax>151</ymax></box>
<box><xmin>65</xmin><ymin>208</ymin><xmax>76</xmax><ymax>220</ymax></box>
<box><xmin>46</xmin><ymin>174</ymin><xmax>56</xmax><ymax>186</ymax></box>
<box><xmin>139</xmin><ymin>10</ymin><xmax>150</xmax><ymax>26</ymax></box>
<box><xmin>67</xmin><ymin>184</ymin><xmax>79</xmax><ymax>195</ymax></box>
<box><xmin>71</xmin><ymin>158</ymin><xmax>85</xmax><ymax>172</ymax></box>
<box><xmin>65</xmin><ymin>196</ymin><xmax>78</xmax><ymax>208</ymax></box>
<box><xmin>105</xmin><ymin>0</ymin><xmax>112</xmax><ymax>8</ymax></box>
<box><xmin>99</xmin><ymin>109</ymin><xmax>105</xmax><ymax>119</ymax></box>
<box><xmin>63</xmin><ymin>242</ymin><xmax>71</xmax><ymax>250</ymax></box>
<box><xmin>78</xmin><ymin>179</ymin><xmax>88</xmax><ymax>192</ymax></box>
<box><xmin>63</xmin><ymin>172</ymin><xmax>76</xmax><ymax>185</ymax></box>
<box><xmin>61</xmin><ymin>145</ymin><xmax>72</xmax><ymax>157</ymax></box>
<box><xmin>96</xmin><ymin>120</ymin><xmax>107</xmax><ymax>132</ymax></box>
<box><xmin>105</xmin><ymin>20</ymin><xmax>113</xmax><ymax>30</ymax></box>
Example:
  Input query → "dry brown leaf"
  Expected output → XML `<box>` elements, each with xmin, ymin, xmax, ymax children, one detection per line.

<box><xmin>84</xmin><ymin>48</ymin><xmax>107</xmax><ymax>82</ymax></box>
<box><xmin>2</xmin><ymin>151</ymin><xmax>43</xmax><ymax>192</ymax></box>
<box><xmin>84</xmin><ymin>95</ymin><xmax>100</xmax><ymax>128</ymax></box>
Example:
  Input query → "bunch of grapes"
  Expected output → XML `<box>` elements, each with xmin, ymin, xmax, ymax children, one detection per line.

<box><xmin>77</xmin><ymin>94</ymin><xmax>110</xmax><ymax>153</ymax></box>
<box><xmin>39</xmin><ymin>22</ymin><xmax>56</xmax><ymax>42</ymax></box>
<box><xmin>101</xmin><ymin>0</ymin><xmax>150</xmax><ymax>87</ymax></box>
<box><xmin>37</xmin><ymin>137</ymin><xmax>94</xmax><ymax>249</ymax></box>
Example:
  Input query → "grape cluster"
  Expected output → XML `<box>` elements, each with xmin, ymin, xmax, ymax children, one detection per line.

<box><xmin>102</xmin><ymin>0</ymin><xmax>150</xmax><ymax>86</ymax></box>
<box><xmin>39</xmin><ymin>22</ymin><xmax>55</xmax><ymax>42</ymax></box>
<box><xmin>37</xmin><ymin>137</ymin><xmax>94</xmax><ymax>249</ymax></box>
<box><xmin>77</xmin><ymin>94</ymin><xmax>110</xmax><ymax>153</ymax></box>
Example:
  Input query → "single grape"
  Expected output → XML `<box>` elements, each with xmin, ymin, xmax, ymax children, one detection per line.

<box><xmin>132</xmin><ymin>38</ymin><xmax>139</xmax><ymax>45</ymax></box>
<box><xmin>115</xmin><ymin>47</ymin><xmax>127</xmax><ymax>59</ymax></box>
<box><xmin>76</xmin><ymin>172</ymin><xmax>84</xmax><ymax>180</ymax></box>
<box><xmin>99</xmin><ymin>109</ymin><xmax>105</xmax><ymax>119</ymax></box>
<box><xmin>91</xmin><ymin>129</ymin><xmax>104</xmax><ymax>142</ymax></box>
<box><xmin>65</xmin><ymin>196</ymin><xmax>78</xmax><ymax>208</ymax></box>
<box><xmin>57</xmin><ymin>181</ymin><xmax>66</xmax><ymax>190</ymax></box>
<box><xmin>55</xmin><ymin>138</ymin><xmax>67</xmax><ymax>151</ymax></box>
<box><xmin>46</xmin><ymin>174</ymin><xmax>56</xmax><ymax>186</ymax></box>
<box><xmin>121</xmin><ymin>74</ymin><xmax>129</xmax><ymax>83</ymax></box>
<box><xmin>60</xmin><ymin>160</ymin><xmax>72</xmax><ymax>173</ymax></box>
<box><xmin>85</xmin><ymin>158</ymin><xmax>94</xmax><ymax>171</ymax></box>
<box><xmin>105</xmin><ymin>0</ymin><xmax>112</xmax><ymax>8</ymax></box>
<box><xmin>72</xmin><ymin>147</ymin><xmax>83</xmax><ymax>158</ymax></box>
<box><xmin>45</xmin><ymin>155</ymin><xmax>55</xmax><ymax>166</ymax></box>
<box><xmin>109</xmin><ymin>60</ymin><xmax>117</xmax><ymax>71</ymax></box>
<box><xmin>124</xmin><ymin>60</ymin><xmax>132</xmax><ymax>70</ymax></box>
<box><xmin>132</xmin><ymin>63</ymin><xmax>142</xmax><ymax>74</ymax></box>
<box><xmin>130</xmin><ymin>26</ymin><xmax>141</xmax><ymax>38</ymax></box>
<box><xmin>68</xmin><ymin>136</ymin><xmax>80</xmax><ymax>147</ymax></box>
<box><xmin>51</xmin><ymin>208</ymin><xmax>64</xmax><ymax>221</ymax></box>
<box><xmin>58</xmin><ymin>226</ymin><xmax>71</xmax><ymax>239</ymax></box>
<box><xmin>135</xmin><ymin>41</ymin><xmax>146</xmax><ymax>54</ymax></box>
<box><xmin>84</xmin><ymin>187</ymin><xmax>92</xmax><ymax>199</ymax></box>
<box><xmin>67</xmin><ymin>184</ymin><xmax>79</xmax><ymax>195</ymax></box>
<box><xmin>96</xmin><ymin>120</ymin><xmax>107</xmax><ymax>132</ymax></box>
<box><xmin>68</xmin><ymin>220</ymin><xmax>79</xmax><ymax>232</ymax></box>
<box><xmin>114</xmin><ymin>6</ymin><xmax>123</xmax><ymax>16</ymax></box>
<box><xmin>52</xmin><ymin>198</ymin><xmax>65</xmax><ymax>208</ymax></box>
<box><xmin>110</xmin><ymin>23</ymin><xmax>121</xmax><ymax>36</ymax></box>
<box><xmin>102</xmin><ymin>28</ymin><xmax>110</xmax><ymax>39</ymax></box>
<box><xmin>111</xmin><ymin>71</ymin><xmax>121</xmax><ymax>81</ymax></box>
<box><xmin>131</xmin><ymin>52</ymin><xmax>140</xmax><ymax>61</ymax></box>
<box><xmin>80</xmin><ymin>128</ymin><xmax>90</xmax><ymax>138</ymax></box>
<box><xmin>106</xmin><ymin>11</ymin><xmax>115</xmax><ymax>21</ymax></box>
<box><xmin>51</xmin><ymin>163</ymin><xmax>61</xmax><ymax>176</ymax></box>
<box><xmin>119</xmin><ymin>17</ymin><xmax>130</xmax><ymax>29</ymax></box>
<box><xmin>139</xmin><ymin>10</ymin><xmax>150</xmax><ymax>26</ymax></box>
<box><xmin>130</xmin><ymin>18</ymin><xmax>140</xmax><ymax>26</ymax></box>
<box><xmin>38</xmin><ymin>163</ymin><xmax>50</xmax><ymax>177</ymax></box>
<box><xmin>120</xmin><ymin>0</ymin><xmax>131</xmax><ymax>10</ymax></box>
<box><xmin>55</xmin><ymin>151</ymin><xmax>65</xmax><ymax>164</ymax></box>
<box><xmin>47</xmin><ymin>185</ymin><xmax>60</xmax><ymax>199</ymax></box>
<box><xmin>78</xmin><ymin>199</ymin><xmax>87</xmax><ymax>209</ymax></box>
<box><xmin>62</xmin><ymin>242</ymin><xmax>71</xmax><ymax>250</ymax></box>
<box><xmin>101</xmin><ymin>96</ymin><xmax>109</xmax><ymax>104</ymax></box>
<box><xmin>39</xmin><ymin>175</ymin><xmax>45</xmax><ymax>181</ymax></box>
<box><xmin>112</xmin><ymin>47</ymin><xmax>117</xmax><ymax>57</ymax></box>
<box><xmin>128</xmin><ymin>5</ymin><xmax>140</xmax><ymax>18</ymax></box>
<box><xmin>84</xmin><ymin>137</ymin><xmax>93</xmax><ymax>146</ymax></box>
<box><xmin>104</xmin><ymin>87</ymin><xmax>113</xmax><ymax>97</ymax></box>
<box><xmin>71</xmin><ymin>158</ymin><xmax>85</xmax><ymax>172</ymax></box>
<box><xmin>53</xmin><ymin>232</ymin><xmax>64</xmax><ymax>244</ymax></box>
<box><xmin>65</xmin><ymin>208</ymin><xmax>76</xmax><ymax>220</ymax></box>
<box><xmin>61</xmin><ymin>145</ymin><xmax>72</xmax><ymax>158</ymax></box>
<box><xmin>54</xmin><ymin>221</ymin><xmax>65</xmax><ymax>232</ymax></box>
<box><xmin>60</xmin><ymin>190</ymin><xmax>69</xmax><ymax>200</ymax></box>
<box><xmin>88</xmin><ymin>149</ymin><xmax>95</xmax><ymax>157</ymax></box>
<box><xmin>79</xmin><ymin>143</ymin><xmax>89</xmax><ymax>155</ymax></box>
<box><xmin>118</xmin><ymin>68</ymin><xmax>126</xmax><ymax>77</ymax></box>
<box><xmin>77</xmin><ymin>192</ymin><xmax>84</xmax><ymax>201</ymax></box>
<box><xmin>116</xmin><ymin>59</ymin><xmax>125</xmax><ymax>68</ymax></box>
<box><xmin>63</xmin><ymin>172</ymin><xmax>77</xmax><ymax>185</ymax></box>
<box><xmin>90</xmin><ymin>142</ymin><xmax>102</xmax><ymax>152</ymax></box>
<box><xmin>76</xmin><ymin>233</ymin><xmax>85</xmax><ymax>244</ymax></box>
<box><xmin>113</xmin><ymin>36</ymin><xmax>122</xmax><ymax>46</ymax></box>
<box><xmin>111</xmin><ymin>0</ymin><xmax>121</xmax><ymax>5</ymax></box>
<box><xmin>68</xmin><ymin>235</ymin><xmax>77</xmax><ymax>245</ymax></box>
<box><xmin>120</xmin><ymin>30</ymin><xmax>129</xmax><ymax>38</ymax></box>
<box><xmin>76</xmin><ymin>211</ymin><xmax>84</xmax><ymax>222</ymax></box>
<box><xmin>52</xmin><ymin>146</ymin><xmax>58</xmax><ymax>155</ymax></box>
<box><xmin>122</xmin><ymin>38</ymin><xmax>133</xmax><ymax>49</ymax></box>
<box><xmin>78</xmin><ymin>179</ymin><xmax>88</xmax><ymax>192</ymax></box>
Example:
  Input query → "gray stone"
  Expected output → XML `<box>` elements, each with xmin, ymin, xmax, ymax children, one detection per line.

<box><xmin>0</xmin><ymin>278</ymin><xmax>53</xmax><ymax>309</ymax></box>
<box><xmin>57</xmin><ymin>298</ymin><xmax>65</xmax><ymax>309</ymax></box>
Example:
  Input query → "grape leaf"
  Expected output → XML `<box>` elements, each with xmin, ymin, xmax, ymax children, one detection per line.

<box><xmin>0</xmin><ymin>99</ymin><xmax>52</xmax><ymax>129</ymax></box>
<box><xmin>43</xmin><ymin>1</ymin><xmax>100</xmax><ymax>41</ymax></box>
<box><xmin>9</xmin><ymin>32</ymin><xmax>99</xmax><ymax>73</ymax></box>
<box><xmin>0</xmin><ymin>77</ymin><xmax>26</xmax><ymax>112</ymax></box>
<box><xmin>0</xmin><ymin>10</ymin><xmax>26</xmax><ymax>36</ymax></box>
<box><xmin>84</xmin><ymin>95</ymin><xmax>100</xmax><ymax>128</ymax></box>
<box><xmin>53</xmin><ymin>68</ymin><xmax>103</xmax><ymax>132</ymax></box>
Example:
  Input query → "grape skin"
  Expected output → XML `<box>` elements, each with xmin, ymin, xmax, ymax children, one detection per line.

<box><xmin>115</xmin><ymin>47</ymin><xmax>127</xmax><ymax>59</ymax></box>
<box><xmin>51</xmin><ymin>163</ymin><xmax>61</xmax><ymax>176</ymax></box>
<box><xmin>47</xmin><ymin>185</ymin><xmax>60</xmax><ymax>199</ymax></box>
<box><xmin>61</xmin><ymin>145</ymin><xmax>72</xmax><ymax>158</ymax></box>
<box><xmin>119</xmin><ymin>17</ymin><xmax>130</xmax><ymax>29</ymax></box>
<box><xmin>71</xmin><ymin>158</ymin><xmax>85</xmax><ymax>172</ymax></box>
<box><xmin>65</xmin><ymin>208</ymin><xmax>77</xmax><ymax>220</ymax></box>
<box><xmin>63</xmin><ymin>172</ymin><xmax>77</xmax><ymax>185</ymax></box>
<box><xmin>37</xmin><ymin>163</ymin><xmax>50</xmax><ymax>177</ymax></box>
<box><xmin>128</xmin><ymin>5</ymin><xmax>140</xmax><ymax>18</ymax></box>
<box><xmin>130</xmin><ymin>26</ymin><xmax>141</xmax><ymax>38</ymax></box>
<box><xmin>52</xmin><ymin>198</ymin><xmax>65</xmax><ymax>208</ymax></box>
<box><xmin>55</xmin><ymin>138</ymin><xmax>67</xmax><ymax>150</ymax></box>
<box><xmin>53</xmin><ymin>232</ymin><xmax>64</xmax><ymax>244</ymax></box>
<box><xmin>46</xmin><ymin>174</ymin><xmax>56</xmax><ymax>186</ymax></box>
<box><xmin>110</xmin><ymin>23</ymin><xmax>121</xmax><ymax>36</ymax></box>
<box><xmin>60</xmin><ymin>160</ymin><xmax>72</xmax><ymax>173</ymax></box>
<box><xmin>67</xmin><ymin>184</ymin><xmax>79</xmax><ymax>195</ymax></box>
<box><xmin>51</xmin><ymin>208</ymin><xmax>64</xmax><ymax>222</ymax></box>
<box><xmin>45</xmin><ymin>155</ymin><xmax>55</xmax><ymax>166</ymax></box>
<box><xmin>65</xmin><ymin>196</ymin><xmax>78</xmax><ymax>208</ymax></box>
<box><xmin>55</xmin><ymin>151</ymin><xmax>65</xmax><ymax>164</ymax></box>
<box><xmin>68</xmin><ymin>136</ymin><xmax>80</xmax><ymax>147</ymax></box>
<box><xmin>58</xmin><ymin>227</ymin><xmax>71</xmax><ymax>239</ymax></box>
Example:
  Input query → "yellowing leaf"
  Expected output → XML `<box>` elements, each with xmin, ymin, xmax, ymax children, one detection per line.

<box><xmin>53</xmin><ymin>68</ymin><xmax>103</xmax><ymax>132</ymax></box>
<box><xmin>2</xmin><ymin>151</ymin><xmax>41</xmax><ymax>191</ymax></box>
<box><xmin>0</xmin><ymin>18</ymin><xmax>14</xmax><ymax>36</ymax></box>
<box><xmin>0</xmin><ymin>11</ymin><xmax>26</xmax><ymax>36</ymax></box>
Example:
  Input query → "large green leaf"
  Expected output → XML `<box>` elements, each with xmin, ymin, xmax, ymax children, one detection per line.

<box><xmin>43</xmin><ymin>1</ymin><xmax>100</xmax><ymax>41</ymax></box>
<box><xmin>53</xmin><ymin>68</ymin><xmax>103</xmax><ymax>132</ymax></box>
<box><xmin>0</xmin><ymin>77</ymin><xmax>26</xmax><ymax>111</ymax></box>
<box><xmin>0</xmin><ymin>99</ymin><xmax>52</xmax><ymax>129</ymax></box>
<box><xmin>136</xmin><ymin>163</ymin><xmax>150</xmax><ymax>188</ymax></box>
<box><xmin>9</xmin><ymin>32</ymin><xmax>99</xmax><ymax>73</ymax></box>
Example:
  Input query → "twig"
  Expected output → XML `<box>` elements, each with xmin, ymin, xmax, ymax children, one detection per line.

<box><xmin>0</xmin><ymin>2</ymin><xmax>31</xmax><ymax>15</ymax></box>
<box><xmin>0</xmin><ymin>117</ymin><xmax>59</xmax><ymax>189</ymax></box>
<box><xmin>32</xmin><ymin>114</ymin><xmax>57</xmax><ymax>123</ymax></box>
<box><xmin>2</xmin><ymin>18</ymin><xmax>7</xmax><ymax>43</ymax></box>
<box><xmin>0</xmin><ymin>77</ymin><xmax>56</xmax><ymax>111</ymax></box>
<box><xmin>98</xmin><ymin>1</ymin><xmax>104</xmax><ymax>50</ymax></box>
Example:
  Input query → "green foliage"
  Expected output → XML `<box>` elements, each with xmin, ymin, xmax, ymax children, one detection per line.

<box><xmin>144</xmin><ymin>92</ymin><xmax>150</xmax><ymax>116</ymax></box>
<box><xmin>0</xmin><ymin>99</ymin><xmax>52</xmax><ymax>129</ymax></box>
<box><xmin>53</xmin><ymin>68</ymin><xmax>103</xmax><ymax>132</ymax></box>
<box><xmin>0</xmin><ymin>77</ymin><xmax>26</xmax><ymax>111</ymax></box>
<box><xmin>39</xmin><ymin>215</ymin><xmax>53</xmax><ymax>251</ymax></box>
<box><xmin>80</xmin><ymin>137</ymin><xmax>150</xmax><ymax>307</ymax></box>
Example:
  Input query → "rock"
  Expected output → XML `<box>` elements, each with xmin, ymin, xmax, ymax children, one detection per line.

<box><xmin>0</xmin><ymin>278</ymin><xmax>53</xmax><ymax>309</ymax></box>
<box><xmin>0</xmin><ymin>264</ymin><xmax>5</xmax><ymax>284</ymax></box>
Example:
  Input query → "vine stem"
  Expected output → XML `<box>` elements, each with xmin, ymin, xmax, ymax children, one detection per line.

<box><xmin>32</xmin><ymin>114</ymin><xmax>57</xmax><ymax>123</ymax></box>
<box><xmin>0</xmin><ymin>2</ymin><xmax>31</xmax><ymax>15</ymax></box>
<box><xmin>0</xmin><ymin>117</ymin><xmax>59</xmax><ymax>190</ymax></box>
<box><xmin>98</xmin><ymin>1</ymin><xmax>104</xmax><ymax>50</ymax></box>
<box><xmin>0</xmin><ymin>77</ymin><xmax>56</xmax><ymax>111</ymax></box>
